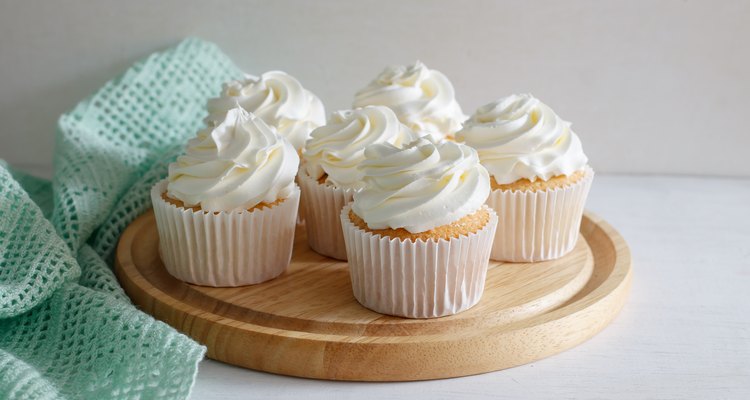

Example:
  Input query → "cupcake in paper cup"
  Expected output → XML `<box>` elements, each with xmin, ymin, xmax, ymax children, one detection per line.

<box><xmin>456</xmin><ymin>94</ymin><xmax>594</xmax><ymax>262</ymax></box>
<box><xmin>353</xmin><ymin>61</ymin><xmax>467</xmax><ymax>142</ymax></box>
<box><xmin>205</xmin><ymin>71</ymin><xmax>324</xmax><ymax>224</ymax></box>
<box><xmin>151</xmin><ymin>106</ymin><xmax>301</xmax><ymax>287</ymax></box>
<box><xmin>299</xmin><ymin>105</ymin><xmax>418</xmax><ymax>260</ymax></box>
<box><xmin>341</xmin><ymin>137</ymin><xmax>497</xmax><ymax>319</ymax></box>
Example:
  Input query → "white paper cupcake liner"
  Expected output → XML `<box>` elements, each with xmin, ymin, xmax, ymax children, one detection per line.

<box><xmin>295</xmin><ymin>175</ymin><xmax>306</xmax><ymax>225</ymax></box>
<box><xmin>487</xmin><ymin>166</ymin><xmax>594</xmax><ymax>262</ymax></box>
<box><xmin>341</xmin><ymin>205</ymin><xmax>498</xmax><ymax>319</ymax></box>
<box><xmin>150</xmin><ymin>180</ymin><xmax>300</xmax><ymax>287</ymax></box>
<box><xmin>298</xmin><ymin>170</ymin><xmax>356</xmax><ymax>260</ymax></box>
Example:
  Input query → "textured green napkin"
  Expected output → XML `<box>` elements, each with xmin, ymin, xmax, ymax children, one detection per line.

<box><xmin>0</xmin><ymin>38</ymin><xmax>242</xmax><ymax>399</ymax></box>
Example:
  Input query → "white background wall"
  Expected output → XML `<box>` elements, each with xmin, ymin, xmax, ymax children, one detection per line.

<box><xmin>1</xmin><ymin>0</ymin><xmax>748</xmax><ymax>177</ymax></box>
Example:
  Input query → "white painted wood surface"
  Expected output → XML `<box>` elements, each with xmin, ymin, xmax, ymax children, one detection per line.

<box><xmin>189</xmin><ymin>174</ymin><xmax>750</xmax><ymax>399</ymax></box>
<box><xmin>2</xmin><ymin>1</ymin><xmax>750</xmax><ymax>178</ymax></box>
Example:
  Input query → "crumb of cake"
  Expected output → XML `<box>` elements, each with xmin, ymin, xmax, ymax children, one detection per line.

<box><xmin>348</xmin><ymin>208</ymin><xmax>490</xmax><ymax>242</ymax></box>
<box><xmin>161</xmin><ymin>192</ymin><xmax>284</xmax><ymax>213</ymax></box>
<box><xmin>491</xmin><ymin>169</ymin><xmax>587</xmax><ymax>192</ymax></box>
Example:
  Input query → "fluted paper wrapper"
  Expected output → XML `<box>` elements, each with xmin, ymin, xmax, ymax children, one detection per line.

<box><xmin>150</xmin><ymin>180</ymin><xmax>300</xmax><ymax>287</ymax></box>
<box><xmin>341</xmin><ymin>205</ymin><xmax>498</xmax><ymax>319</ymax></box>
<box><xmin>296</xmin><ymin>176</ymin><xmax>305</xmax><ymax>224</ymax></box>
<box><xmin>299</xmin><ymin>171</ymin><xmax>356</xmax><ymax>260</ymax></box>
<box><xmin>488</xmin><ymin>167</ymin><xmax>594</xmax><ymax>262</ymax></box>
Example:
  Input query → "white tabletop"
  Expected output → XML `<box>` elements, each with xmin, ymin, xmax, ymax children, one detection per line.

<box><xmin>190</xmin><ymin>174</ymin><xmax>750</xmax><ymax>400</ymax></box>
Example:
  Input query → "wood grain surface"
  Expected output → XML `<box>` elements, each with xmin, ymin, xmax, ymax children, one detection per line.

<box><xmin>115</xmin><ymin>210</ymin><xmax>631</xmax><ymax>381</ymax></box>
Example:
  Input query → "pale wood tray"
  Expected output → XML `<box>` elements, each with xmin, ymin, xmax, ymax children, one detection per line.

<box><xmin>115</xmin><ymin>210</ymin><xmax>631</xmax><ymax>381</ymax></box>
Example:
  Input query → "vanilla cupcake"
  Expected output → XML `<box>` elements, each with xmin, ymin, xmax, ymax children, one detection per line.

<box><xmin>341</xmin><ymin>138</ymin><xmax>498</xmax><ymax>318</ymax></box>
<box><xmin>456</xmin><ymin>94</ymin><xmax>594</xmax><ymax>262</ymax></box>
<box><xmin>300</xmin><ymin>105</ymin><xmax>417</xmax><ymax>260</ymax></box>
<box><xmin>206</xmin><ymin>71</ymin><xmax>325</xmax><ymax>152</ymax></box>
<box><xmin>152</xmin><ymin>107</ymin><xmax>301</xmax><ymax>286</ymax></box>
<box><xmin>353</xmin><ymin>61</ymin><xmax>466</xmax><ymax>141</ymax></box>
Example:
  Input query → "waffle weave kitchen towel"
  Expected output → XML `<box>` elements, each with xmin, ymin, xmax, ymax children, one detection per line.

<box><xmin>0</xmin><ymin>38</ymin><xmax>241</xmax><ymax>399</ymax></box>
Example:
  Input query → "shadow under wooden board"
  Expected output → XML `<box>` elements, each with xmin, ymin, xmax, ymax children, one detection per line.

<box><xmin>115</xmin><ymin>210</ymin><xmax>632</xmax><ymax>381</ymax></box>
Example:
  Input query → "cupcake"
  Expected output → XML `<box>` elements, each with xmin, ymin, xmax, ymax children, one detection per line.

<box><xmin>206</xmin><ymin>71</ymin><xmax>325</xmax><ymax>152</ymax></box>
<box><xmin>455</xmin><ymin>94</ymin><xmax>594</xmax><ymax>262</ymax></box>
<box><xmin>299</xmin><ymin>105</ymin><xmax>417</xmax><ymax>260</ymax></box>
<box><xmin>341</xmin><ymin>138</ymin><xmax>498</xmax><ymax>318</ymax></box>
<box><xmin>353</xmin><ymin>61</ymin><xmax>466</xmax><ymax>141</ymax></box>
<box><xmin>151</xmin><ymin>106</ymin><xmax>301</xmax><ymax>286</ymax></box>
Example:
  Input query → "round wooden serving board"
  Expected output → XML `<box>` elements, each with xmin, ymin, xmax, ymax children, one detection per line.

<box><xmin>115</xmin><ymin>210</ymin><xmax>631</xmax><ymax>381</ymax></box>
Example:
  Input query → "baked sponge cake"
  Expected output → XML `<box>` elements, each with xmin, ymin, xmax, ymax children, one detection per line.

<box><xmin>341</xmin><ymin>137</ymin><xmax>498</xmax><ymax>318</ymax></box>
<box><xmin>151</xmin><ymin>106</ymin><xmax>300</xmax><ymax>286</ymax></box>
<box><xmin>456</xmin><ymin>93</ymin><xmax>594</xmax><ymax>262</ymax></box>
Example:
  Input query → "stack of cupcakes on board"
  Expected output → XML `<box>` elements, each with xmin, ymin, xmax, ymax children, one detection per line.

<box><xmin>151</xmin><ymin>62</ymin><xmax>593</xmax><ymax>319</ymax></box>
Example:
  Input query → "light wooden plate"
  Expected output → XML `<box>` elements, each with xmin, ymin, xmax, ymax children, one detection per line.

<box><xmin>115</xmin><ymin>210</ymin><xmax>631</xmax><ymax>381</ymax></box>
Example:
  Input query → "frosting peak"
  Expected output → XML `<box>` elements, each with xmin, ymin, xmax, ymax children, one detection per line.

<box><xmin>302</xmin><ymin>106</ymin><xmax>418</xmax><ymax>190</ymax></box>
<box><xmin>456</xmin><ymin>94</ymin><xmax>588</xmax><ymax>185</ymax></box>
<box><xmin>352</xmin><ymin>137</ymin><xmax>490</xmax><ymax>233</ymax></box>
<box><xmin>168</xmin><ymin>107</ymin><xmax>299</xmax><ymax>211</ymax></box>
<box><xmin>353</xmin><ymin>61</ymin><xmax>466</xmax><ymax>141</ymax></box>
<box><xmin>206</xmin><ymin>71</ymin><xmax>326</xmax><ymax>151</ymax></box>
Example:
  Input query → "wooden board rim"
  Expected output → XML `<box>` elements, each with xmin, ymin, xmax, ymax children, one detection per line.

<box><xmin>115</xmin><ymin>210</ymin><xmax>631</xmax><ymax>381</ymax></box>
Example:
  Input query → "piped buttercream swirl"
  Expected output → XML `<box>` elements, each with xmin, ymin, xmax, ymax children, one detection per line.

<box><xmin>455</xmin><ymin>94</ymin><xmax>588</xmax><ymax>185</ymax></box>
<box><xmin>352</xmin><ymin>137</ymin><xmax>490</xmax><ymax>233</ymax></box>
<box><xmin>206</xmin><ymin>71</ymin><xmax>325</xmax><ymax>151</ymax></box>
<box><xmin>353</xmin><ymin>61</ymin><xmax>465</xmax><ymax>141</ymax></box>
<box><xmin>302</xmin><ymin>106</ymin><xmax>418</xmax><ymax>190</ymax></box>
<box><xmin>168</xmin><ymin>107</ymin><xmax>299</xmax><ymax>211</ymax></box>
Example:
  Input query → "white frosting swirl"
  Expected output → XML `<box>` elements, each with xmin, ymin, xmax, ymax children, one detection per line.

<box><xmin>206</xmin><ymin>71</ymin><xmax>326</xmax><ymax>151</ymax></box>
<box><xmin>302</xmin><ymin>106</ymin><xmax>418</xmax><ymax>190</ymax></box>
<box><xmin>352</xmin><ymin>138</ymin><xmax>490</xmax><ymax>233</ymax></box>
<box><xmin>455</xmin><ymin>94</ymin><xmax>588</xmax><ymax>185</ymax></box>
<box><xmin>168</xmin><ymin>107</ymin><xmax>299</xmax><ymax>212</ymax></box>
<box><xmin>352</xmin><ymin>61</ymin><xmax>466</xmax><ymax>141</ymax></box>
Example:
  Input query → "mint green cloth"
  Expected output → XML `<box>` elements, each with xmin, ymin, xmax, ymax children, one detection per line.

<box><xmin>0</xmin><ymin>38</ymin><xmax>242</xmax><ymax>399</ymax></box>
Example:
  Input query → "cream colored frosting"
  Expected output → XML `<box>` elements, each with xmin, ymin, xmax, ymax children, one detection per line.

<box><xmin>352</xmin><ymin>61</ymin><xmax>466</xmax><ymax>141</ymax></box>
<box><xmin>455</xmin><ymin>94</ymin><xmax>588</xmax><ymax>185</ymax></box>
<box><xmin>352</xmin><ymin>137</ymin><xmax>490</xmax><ymax>233</ymax></box>
<box><xmin>302</xmin><ymin>106</ymin><xmax>418</xmax><ymax>190</ymax></box>
<box><xmin>167</xmin><ymin>107</ymin><xmax>299</xmax><ymax>211</ymax></box>
<box><xmin>206</xmin><ymin>71</ymin><xmax>325</xmax><ymax>151</ymax></box>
